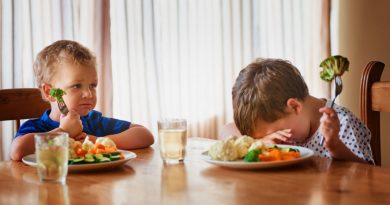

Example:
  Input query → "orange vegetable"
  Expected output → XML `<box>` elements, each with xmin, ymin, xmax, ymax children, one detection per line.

<box><xmin>281</xmin><ymin>151</ymin><xmax>300</xmax><ymax>160</ymax></box>
<box><xmin>259</xmin><ymin>149</ymin><xmax>282</xmax><ymax>161</ymax></box>
<box><xmin>93</xmin><ymin>143</ymin><xmax>106</xmax><ymax>150</ymax></box>
<box><xmin>85</xmin><ymin>143</ymin><xmax>118</xmax><ymax>154</ymax></box>
<box><xmin>105</xmin><ymin>147</ymin><xmax>117</xmax><ymax>153</ymax></box>
<box><xmin>258</xmin><ymin>148</ymin><xmax>300</xmax><ymax>162</ymax></box>
<box><xmin>95</xmin><ymin>148</ymin><xmax>107</xmax><ymax>154</ymax></box>
<box><xmin>76</xmin><ymin>148</ymin><xmax>87</xmax><ymax>157</ymax></box>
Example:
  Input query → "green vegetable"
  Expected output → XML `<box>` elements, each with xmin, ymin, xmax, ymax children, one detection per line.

<box><xmin>49</xmin><ymin>88</ymin><xmax>66</xmax><ymax>102</ymax></box>
<box><xmin>319</xmin><ymin>55</ymin><xmax>350</xmax><ymax>82</ymax></box>
<box><xmin>281</xmin><ymin>147</ymin><xmax>299</xmax><ymax>153</ymax></box>
<box><xmin>84</xmin><ymin>158</ymin><xmax>95</xmax><ymax>163</ymax></box>
<box><xmin>244</xmin><ymin>149</ymin><xmax>261</xmax><ymax>162</ymax></box>
<box><xmin>110</xmin><ymin>155</ymin><xmax>120</xmax><ymax>161</ymax></box>
<box><xmin>110</xmin><ymin>152</ymin><xmax>121</xmax><ymax>156</ymax></box>
<box><xmin>69</xmin><ymin>158</ymin><xmax>85</xmax><ymax>164</ymax></box>
<box><xmin>68</xmin><ymin>153</ymin><xmax>121</xmax><ymax>164</ymax></box>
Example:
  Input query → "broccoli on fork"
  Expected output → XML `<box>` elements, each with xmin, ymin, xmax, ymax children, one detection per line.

<box><xmin>319</xmin><ymin>55</ymin><xmax>350</xmax><ymax>82</ymax></box>
<box><xmin>49</xmin><ymin>88</ymin><xmax>66</xmax><ymax>102</ymax></box>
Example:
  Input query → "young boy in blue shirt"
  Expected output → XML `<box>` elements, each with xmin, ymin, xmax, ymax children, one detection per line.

<box><xmin>11</xmin><ymin>40</ymin><xmax>154</xmax><ymax>161</ymax></box>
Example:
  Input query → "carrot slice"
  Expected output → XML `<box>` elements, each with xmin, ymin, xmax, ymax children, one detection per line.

<box><xmin>76</xmin><ymin>148</ymin><xmax>87</xmax><ymax>157</ymax></box>
<box><xmin>95</xmin><ymin>148</ymin><xmax>107</xmax><ymax>154</ymax></box>
<box><xmin>105</xmin><ymin>147</ymin><xmax>117</xmax><ymax>153</ymax></box>
<box><xmin>93</xmin><ymin>143</ymin><xmax>106</xmax><ymax>150</ymax></box>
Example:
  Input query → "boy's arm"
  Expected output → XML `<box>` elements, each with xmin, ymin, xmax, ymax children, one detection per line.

<box><xmin>219</xmin><ymin>122</ymin><xmax>242</xmax><ymax>139</ymax></box>
<box><xmin>319</xmin><ymin>107</ymin><xmax>367</xmax><ymax>163</ymax></box>
<box><xmin>11</xmin><ymin>133</ymin><xmax>35</xmax><ymax>161</ymax></box>
<box><xmin>105</xmin><ymin>124</ymin><xmax>154</xmax><ymax>150</ymax></box>
<box><xmin>324</xmin><ymin>138</ymin><xmax>367</xmax><ymax>163</ymax></box>
<box><xmin>10</xmin><ymin>128</ymin><xmax>65</xmax><ymax>161</ymax></box>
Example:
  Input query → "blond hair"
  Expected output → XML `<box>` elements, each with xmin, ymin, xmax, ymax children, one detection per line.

<box><xmin>232</xmin><ymin>58</ymin><xmax>308</xmax><ymax>135</ymax></box>
<box><xmin>33</xmin><ymin>40</ymin><xmax>96</xmax><ymax>87</ymax></box>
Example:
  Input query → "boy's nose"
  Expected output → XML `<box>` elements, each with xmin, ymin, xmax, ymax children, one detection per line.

<box><xmin>82</xmin><ymin>88</ymin><xmax>94</xmax><ymax>98</ymax></box>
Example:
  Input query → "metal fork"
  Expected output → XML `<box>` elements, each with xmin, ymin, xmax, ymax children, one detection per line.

<box><xmin>57</xmin><ymin>101</ymin><xmax>69</xmax><ymax>115</ymax></box>
<box><xmin>330</xmin><ymin>76</ymin><xmax>343</xmax><ymax>108</ymax></box>
<box><xmin>320</xmin><ymin>75</ymin><xmax>343</xmax><ymax>146</ymax></box>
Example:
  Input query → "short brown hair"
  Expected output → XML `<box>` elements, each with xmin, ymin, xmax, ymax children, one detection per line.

<box><xmin>33</xmin><ymin>40</ymin><xmax>96</xmax><ymax>87</ymax></box>
<box><xmin>232</xmin><ymin>58</ymin><xmax>308</xmax><ymax>135</ymax></box>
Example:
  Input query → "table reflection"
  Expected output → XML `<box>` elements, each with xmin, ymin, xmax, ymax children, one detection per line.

<box><xmin>161</xmin><ymin>163</ymin><xmax>188</xmax><ymax>204</ymax></box>
<box><xmin>39</xmin><ymin>184</ymin><xmax>70</xmax><ymax>205</ymax></box>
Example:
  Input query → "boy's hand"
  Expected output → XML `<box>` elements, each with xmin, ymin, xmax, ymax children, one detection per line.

<box><xmin>260</xmin><ymin>129</ymin><xmax>292</xmax><ymax>144</ymax></box>
<box><xmin>319</xmin><ymin>107</ymin><xmax>344</xmax><ymax>158</ymax></box>
<box><xmin>59</xmin><ymin>110</ymin><xmax>83</xmax><ymax>138</ymax></box>
<box><xmin>74</xmin><ymin>132</ymin><xmax>97</xmax><ymax>143</ymax></box>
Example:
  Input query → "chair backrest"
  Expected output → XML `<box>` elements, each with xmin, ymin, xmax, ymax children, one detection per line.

<box><xmin>0</xmin><ymin>88</ymin><xmax>50</xmax><ymax>132</ymax></box>
<box><xmin>360</xmin><ymin>61</ymin><xmax>389</xmax><ymax>166</ymax></box>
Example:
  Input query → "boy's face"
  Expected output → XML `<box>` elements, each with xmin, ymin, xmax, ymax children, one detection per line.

<box><xmin>49</xmin><ymin>62</ymin><xmax>98</xmax><ymax>117</ymax></box>
<box><xmin>252</xmin><ymin>111</ymin><xmax>311</xmax><ymax>144</ymax></box>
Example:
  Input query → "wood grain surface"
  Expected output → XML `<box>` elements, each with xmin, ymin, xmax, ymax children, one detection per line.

<box><xmin>1</xmin><ymin>138</ymin><xmax>389</xmax><ymax>205</ymax></box>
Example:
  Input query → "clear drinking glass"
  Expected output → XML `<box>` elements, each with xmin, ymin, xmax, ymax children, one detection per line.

<box><xmin>35</xmin><ymin>132</ymin><xmax>69</xmax><ymax>184</ymax></box>
<box><xmin>158</xmin><ymin>119</ymin><xmax>187</xmax><ymax>163</ymax></box>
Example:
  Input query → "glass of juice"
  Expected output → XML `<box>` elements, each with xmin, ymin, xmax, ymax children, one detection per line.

<box><xmin>158</xmin><ymin>119</ymin><xmax>187</xmax><ymax>164</ymax></box>
<box><xmin>35</xmin><ymin>132</ymin><xmax>69</xmax><ymax>184</ymax></box>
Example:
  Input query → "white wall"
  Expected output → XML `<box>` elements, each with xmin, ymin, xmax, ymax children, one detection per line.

<box><xmin>338</xmin><ymin>0</ymin><xmax>390</xmax><ymax>167</ymax></box>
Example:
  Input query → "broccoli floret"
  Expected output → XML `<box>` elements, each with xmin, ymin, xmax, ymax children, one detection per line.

<box><xmin>319</xmin><ymin>55</ymin><xmax>349</xmax><ymax>82</ymax></box>
<box><xmin>244</xmin><ymin>149</ymin><xmax>261</xmax><ymax>162</ymax></box>
<box><xmin>49</xmin><ymin>88</ymin><xmax>66</xmax><ymax>102</ymax></box>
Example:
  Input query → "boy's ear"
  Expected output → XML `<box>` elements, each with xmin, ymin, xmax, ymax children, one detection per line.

<box><xmin>286</xmin><ymin>98</ymin><xmax>302</xmax><ymax>114</ymax></box>
<box><xmin>41</xmin><ymin>83</ymin><xmax>55</xmax><ymax>102</ymax></box>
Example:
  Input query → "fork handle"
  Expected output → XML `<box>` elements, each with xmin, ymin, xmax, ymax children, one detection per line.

<box><xmin>321</xmin><ymin>99</ymin><xmax>335</xmax><ymax>146</ymax></box>
<box><xmin>330</xmin><ymin>98</ymin><xmax>336</xmax><ymax>108</ymax></box>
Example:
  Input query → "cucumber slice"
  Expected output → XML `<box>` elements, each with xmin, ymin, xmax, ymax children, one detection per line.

<box><xmin>85</xmin><ymin>158</ymin><xmax>95</xmax><ymax>163</ymax></box>
<box><xmin>85</xmin><ymin>154</ymin><xmax>94</xmax><ymax>159</ymax></box>
<box><xmin>94</xmin><ymin>154</ymin><xmax>104</xmax><ymax>159</ymax></box>
<box><xmin>110</xmin><ymin>155</ymin><xmax>121</xmax><ymax>161</ymax></box>
<box><xmin>71</xmin><ymin>158</ymin><xmax>85</xmax><ymax>164</ymax></box>
<box><xmin>110</xmin><ymin>152</ymin><xmax>120</xmax><ymax>156</ymax></box>
<box><xmin>97</xmin><ymin>157</ymin><xmax>110</xmax><ymax>163</ymax></box>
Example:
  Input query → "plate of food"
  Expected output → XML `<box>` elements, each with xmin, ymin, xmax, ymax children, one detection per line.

<box><xmin>200</xmin><ymin>136</ymin><xmax>314</xmax><ymax>169</ymax></box>
<box><xmin>22</xmin><ymin>136</ymin><xmax>137</xmax><ymax>171</ymax></box>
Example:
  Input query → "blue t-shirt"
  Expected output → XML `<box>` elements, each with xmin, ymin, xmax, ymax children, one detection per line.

<box><xmin>15</xmin><ymin>110</ymin><xmax>131</xmax><ymax>138</ymax></box>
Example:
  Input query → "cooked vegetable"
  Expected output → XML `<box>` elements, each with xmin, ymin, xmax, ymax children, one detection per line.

<box><xmin>49</xmin><ymin>88</ymin><xmax>67</xmax><ymax>102</ymax></box>
<box><xmin>208</xmin><ymin>137</ymin><xmax>301</xmax><ymax>163</ymax></box>
<box><xmin>96</xmin><ymin>137</ymin><xmax>117</xmax><ymax>150</ymax></box>
<box><xmin>244</xmin><ymin>149</ymin><xmax>261</xmax><ymax>162</ymax></box>
<box><xmin>68</xmin><ymin>152</ymin><xmax>124</xmax><ymax>164</ymax></box>
<box><xmin>258</xmin><ymin>147</ymin><xmax>300</xmax><ymax>162</ymax></box>
<box><xmin>319</xmin><ymin>55</ymin><xmax>350</xmax><ymax>82</ymax></box>
<box><xmin>68</xmin><ymin>137</ymin><xmax>122</xmax><ymax>164</ymax></box>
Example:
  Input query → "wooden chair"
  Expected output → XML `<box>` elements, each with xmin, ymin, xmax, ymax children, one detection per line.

<box><xmin>0</xmin><ymin>88</ymin><xmax>50</xmax><ymax>132</ymax></box>
<box><xmin>360</xmin><ymin>61</ymin><xmax>389</xmax><ymax>166</ymax></box>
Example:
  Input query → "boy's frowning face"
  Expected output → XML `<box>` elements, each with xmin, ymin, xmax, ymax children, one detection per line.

<box><xmin>51</xmin><ymin>62</ymin><xmax>98</xmax><ymax>116</ymax></box>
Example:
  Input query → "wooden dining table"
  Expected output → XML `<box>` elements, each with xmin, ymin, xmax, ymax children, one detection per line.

<box><xmin>1</xmin><ymin>137</ymin><xmax>390</xmax><ymax>205</ymax></box>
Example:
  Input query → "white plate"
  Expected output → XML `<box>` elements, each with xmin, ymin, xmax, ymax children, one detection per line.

<box><xmin>201</xmin><ymin>144</ymin><xmax>314</xmax><ymax>169</ymax></box>
<box><xmin>22</xmin><ymin>150</ymin><xmax>137</xmax><ymax>171</ymax></box>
